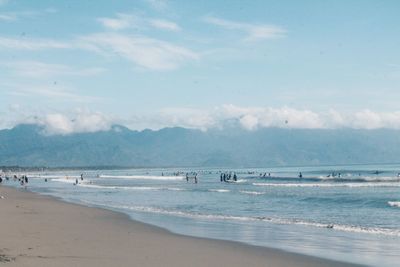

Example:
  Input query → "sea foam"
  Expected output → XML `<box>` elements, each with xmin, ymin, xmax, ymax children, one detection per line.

<box><xmin>90</xmin><ymin>202</ymin><xmax>400</xmax><ymax>237</ymax></box>
<box><xmin>388</xmin><ymin>201</ymin><xmax>400</xmax><ymax>208</ymax></box>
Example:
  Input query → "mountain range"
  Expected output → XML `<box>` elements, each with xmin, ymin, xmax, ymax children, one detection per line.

<box><xmin>1</xmin><ymin>124</ymin><xmax>400</xmax><ymax>168</ymax></box>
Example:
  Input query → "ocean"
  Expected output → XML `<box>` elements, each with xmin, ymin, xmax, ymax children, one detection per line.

<box><xmin>3</xmin><ymin>164</ymin><xmax>400</xmax><ymax>267</ymax></box>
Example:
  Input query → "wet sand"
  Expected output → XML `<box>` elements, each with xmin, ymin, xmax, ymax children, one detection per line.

<box><xmin>0</xmin><ymin>186</ymin><xmax>365</xmax><ymax>267</ymax></box>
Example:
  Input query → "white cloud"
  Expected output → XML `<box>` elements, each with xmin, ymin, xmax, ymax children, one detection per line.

<box><xmin>97</xmin><ymin>13</ymin><xmax>137</xmax><ymax>30</ymax></box>
<box><xmin>204</xmin><ymin>16</ymin><xmax>286</xmax><ymax>41</ymax></box>
<box><xmin>80</xmin><ymin>33</ymin><xmax>198</xmax><ymax>70</ymax></box>
<box><xmin>0</xmin><ymin>109</ymin><xmax>113</xmax><ymax>135</ymax></box>
<box><xmin>219</xmin><ymin>105</ymin><xmax>324</xmax><ymax>130</ymax></box>
<box><xmin>239</xmin><ymin>114</ymin><xmax>259</xmax><ymax>130</ymax></box>
<box><xmin>0</xmin><ymin>32</ymin><xmax>195</xmax><ymax>71</ymax></box>
<box><xmin>0</xmin><ymin>13</ymin><xmax>16</xmax><ymax>21</ymax></box>
<box><xmin>125</xmin><ymin>105</ymin><xmax>400</xmax><ymax>131</ymax></box>
<box><xmin>0</xmin><ymin>8</ymin><xmax>57</xmax><ymax>22</ymax></box>
<box><xmin>145</xmin><ymin>0</ymin><xmax>168</xmax><ymax>11</ymax></box>
<box><xmin>39</xmin><ymin>111</ymin><xmax>112</xmax><ymax>135</ymax></box>
<box><xmin>352</xmin><ymin>110</ymin><xmax>400</xmax><ymax>130</ymax></box>
<box><xmin>98</xmin><ymin>13</ymin><xmax>181</xmax><ymax>32</ymax></box>
<box><xmin>149</xmin><ymin>19</ymin><xmax>180</xmax><ymax>31</ymax></box>
<box><xmin>2</xmin><ymin>60</ymin><xmax>106</xmax><ymax>78</ymax></box>
<box><xmin>4</xmin><ymin>106</ymin><xmax>400</xmax><ymax>133</ymax></box>
<box><xmin>0</xmin><ymin>36</ymin><xmax>70</xmax><ymax>50</ymax></box>
<box><xmin>5</xmin><ymin>83</ymin><xmax>101</xmax><ymax>103</ymax></box>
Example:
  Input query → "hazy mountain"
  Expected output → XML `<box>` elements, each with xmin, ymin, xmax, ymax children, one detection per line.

<box><xmin>1</xmin><ymin>124</ymin><xmax>400</xmax><ymax>167</ymax></box>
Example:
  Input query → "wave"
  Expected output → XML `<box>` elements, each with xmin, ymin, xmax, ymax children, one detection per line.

<box><xmin>51</xmin><ymin>178</ymin><xmax>80</xmax><ymax>184</ymax></box>
<box><xmin>42</xmin><ymin>175</ymin><xmax>81</xmax><ymax>179</ymax></box>
<box><xmin>220</xmin><ymin>179</ymin><xmax>247</xmax><ymax>184</ymax></box>
<box><xmin>320</xmin><ymin>176</ymin><xmax>400</xmax><ymax>183</ymax></box>
<box><xmin>388</xmin><ymin>201</ymin><xmax>400</xmax><ymax>208</ymax></box>
<box><xmin>253</xmin><ymin>182</ymin><xmax>400</xmax><ymax>188</ymax></box>
<box><xmin>99</xmin><ymin>175</ymin><xmax>184</xmax><ymax>181</ymax></box>
<box><xmin>77</xmin><ymin>183</ymin><xmax>186</xmax><ymax>192</ymax></box>
<box><xmin>209</xmin><ymin>189</ymin><xmax>230</xmax><ymax>193</ymax></box>
<box><xmin>94</xmin><ymin>203</ymin><xmax>400</xmax><ymax>237</ymax></box>
<box><xmin>257</xmin><ymin>175</ymin><xmax>400</xmax><ymax>183</ymax></box>
<box><xmin>240</xmin><ymin>190</ymin><xmax>265</xmax><ymax>195</ymax></box>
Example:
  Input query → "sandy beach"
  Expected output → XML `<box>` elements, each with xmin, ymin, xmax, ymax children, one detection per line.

<box><xmin>0</xmin><ymin>186</ymin><xmax>364</xmax><ymax>267</ymax></box>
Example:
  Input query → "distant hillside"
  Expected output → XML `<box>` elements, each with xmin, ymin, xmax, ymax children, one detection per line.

<box><xmin>1</xmin><ymin>124</ymin><xmax>400</xmax><ymax>167</ymax></box>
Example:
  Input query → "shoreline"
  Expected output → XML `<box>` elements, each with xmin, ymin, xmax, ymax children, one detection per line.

<box><xmin>0</xmin><ymin>186</ymin><xmax>365</xmax><ymax>267</ymax></box>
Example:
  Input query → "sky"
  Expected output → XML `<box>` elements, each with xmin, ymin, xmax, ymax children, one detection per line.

<box><xmin>1</xmin><ymin>0</ymin><xmax>400</xmax><ymax>134</ymax></box>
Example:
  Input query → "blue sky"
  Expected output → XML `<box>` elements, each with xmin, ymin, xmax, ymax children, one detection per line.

<box><xmin>1</xmin><ymin>0</ymin><xmax>400</xmax><ymax>133</ymax></box>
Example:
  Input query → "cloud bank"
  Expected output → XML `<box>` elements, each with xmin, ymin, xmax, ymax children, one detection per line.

<box><xmin>125</xmin><ymin>105</ymin><xmax>400</xmax><ymax>131</ymax></box>
<box><xmin>38</xmin><ymin>111</ymin><xmax>112</xmax><ymax>135</ymax></box>
<box><xmin>5</xmin><ymin>106</ymin><xmax>400</xmax><ymax>135</ymax></box>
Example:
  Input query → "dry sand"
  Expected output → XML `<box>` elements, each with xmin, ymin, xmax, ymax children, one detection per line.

<box><xmin>0</xmin><ymin>186</ymin><xmax>364</xmax><ymax>267</ymax></box>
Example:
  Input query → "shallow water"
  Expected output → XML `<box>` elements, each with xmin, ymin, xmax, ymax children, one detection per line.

<box><xmin>4</xmin><ymin>164</ymin><xmax>400</xmax><ymax>267</ymax></box>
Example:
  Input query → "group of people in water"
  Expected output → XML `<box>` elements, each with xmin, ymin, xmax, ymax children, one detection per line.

<box><xmin>185</xmin><ymin>172</ymin><xmax>198</xmax><ymax>183</ymax></box>
<box><xmin>73</xmin><ymin>173</ymin><xmax>85</xmax><ymax>185</ymax></box>
<box><xmin>220</xmin><ymin>172</ymin><xmax>238</xmax><ymax>182</ymax></box>
<box><xmin>0</xmin><ymin>174</ymin><xmax>29</xmax><ymax>187</ymax></box>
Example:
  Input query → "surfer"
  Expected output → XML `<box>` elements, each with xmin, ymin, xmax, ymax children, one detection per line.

<box><xmin>233</xmin><ymin>173</ymin><xmax>237</xmax><ymax>181</ymax></box>
<box><xmin>81</xmin><ymin>173</ymin><xmax>84</xmax><ymax>181</ymax></box>
<box><xmin>186</xmin><ymin>173</ymin><xmax>189</xmax><ymax>182</ymax></box>
<box><xmin>298</xmin><ymin>172</ymin><xmax>303</xmax><ymax>178</ymax></box>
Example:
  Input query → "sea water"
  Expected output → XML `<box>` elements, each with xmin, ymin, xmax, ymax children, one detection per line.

<box><xmin>4</xmin><ymin>164</ymin><xmax>400</xmax><ymax>267</ymax></box>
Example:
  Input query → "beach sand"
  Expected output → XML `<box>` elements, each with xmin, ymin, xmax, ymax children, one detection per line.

<box><xmin>0</xmin><ymin>186</ymin><xmax>364</xmax><ymax>267</ymax></box>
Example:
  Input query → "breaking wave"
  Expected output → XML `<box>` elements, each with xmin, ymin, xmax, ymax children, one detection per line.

<box><xmin>99</xmin><ymin>175</ymin><xmax>185</xmax><ymax>181</ymax></box>
<box><xmin>388</xmin><ymin>201</ymin><xmax>400</xmax><ymax>208</ymax></box>
<box><xmin>253</xmin><ymin>182</ymin><xmax>400</xmax><ymax>188</ymax></box>
<box><xmin>93</xmin><ymin>203</ymin><xmax>400</xmax><ymax>237</ymax></box>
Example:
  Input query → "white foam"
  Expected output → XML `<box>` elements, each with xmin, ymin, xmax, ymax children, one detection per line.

<box><xmin>99</xmin><ymin>175</ymin><xmax>184</xmax><ymax>181</ymax></box>
<box><xmin>361</xmin><ymin>176</ymin><xmax>400</xmax><ymax>182</ymax></box>
<box><xmin>95</xmin><ymin>203</ymin><xmax>400</xmax><ymax>237</ymax></box>
<box><xmin>44</xmin><ymin>175</ymin><xmax>81</xmax><ymax>179</ymax></box>
<box><xmin>51</xmin><ymin>178</ymin><xmax>79</xmax><ymax>184</ymax></box>
<box><xmin>388</xmin><ymin>201</ymin><xmax>400</xmax><ymax>208</ymax></box>
<box><xmin>240</xmin><ymin>190</ymin><xmax>265</xmax><ymax>195</ymax></box>
<box><xmin>233</xmin><ymin>179</ymin><xmax>247</xmax><ymax>183</ymax></box>
<box><xmin>166</xmin><ymin>187</ymin><xmax>186</xmax><ymax>191</ymax></box>
<box><xmin>253</xmin><ymin>182</ymin><xmax>400</xmax><ymax>188</ymax></box>
<box><xmin>77</xmin><ymin>183</ymin><xmax>185</xmax><ymax>192</ymax></box>
<box><xmin>209</xmin><ymin>189</ymin><xmax>230</xmax><ymax>193</ymax></box>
